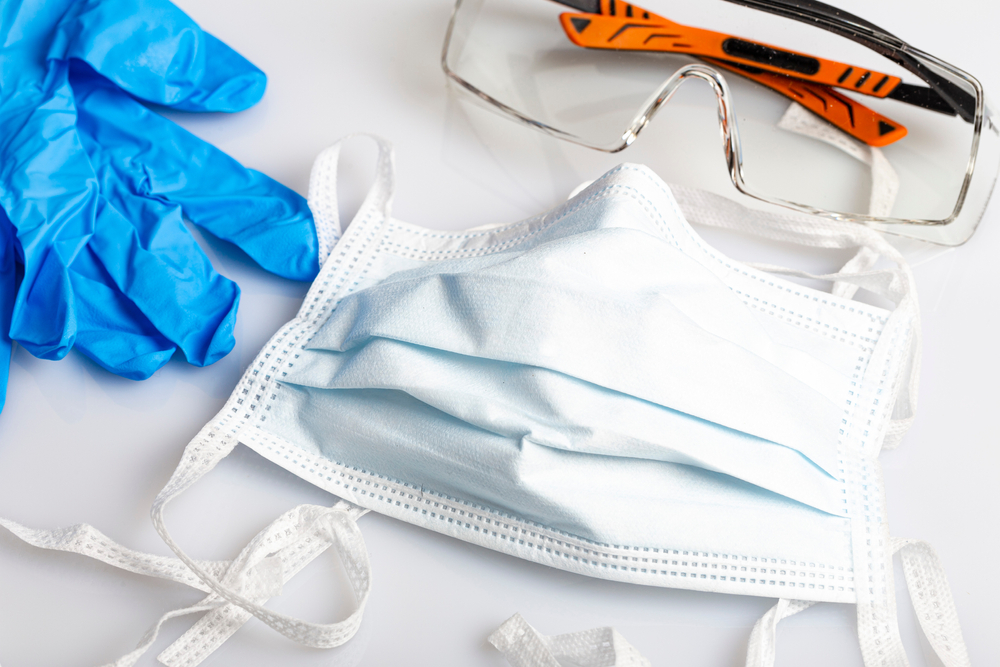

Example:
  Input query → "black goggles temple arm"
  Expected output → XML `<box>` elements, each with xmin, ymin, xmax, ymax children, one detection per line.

<box><xmin>722</xmin><ymin>0</ymin><xmax>976</xmax><ymax>121</ymax></box>
<box><xmin>552</xmin><ymin>0</ymin><xmax>976</xmax><ymax>121</ymax></box>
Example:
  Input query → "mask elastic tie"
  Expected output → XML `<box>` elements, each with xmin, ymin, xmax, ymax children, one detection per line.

<box><xmin>670</xmin><ymin>182</ymin><xmax>904</xmax><ymax>266</ymax></box>
<box><xmin>98</xmin><ymin>500</ymin><xmax>367</xmax><ymax>667</ymax></box>
<box><xmin>138</xmin><ymin>426</ymin><xmax>372</xmax><ymax>656</ymax></box>
<box><xmin>307</xmin><ymin>133</ymin><xmax>396</xmax><ymax>266</ymax></box>
<box><xmin>831</xmin><ymin>245</ymin><xmax>881</xmax><ymax>299</ymax></box>
<box><xmin>0</xmin><ymin>517</ymin><xmax>229</xmax><ymax>592</ymax></box>
<box><xmin>102</xmin><ymin>602</ymin><xmax>226</xmax><ymax>667</ymax></box>
<box><xmin>0</xmin><ymin>492</ymin><xmax>357</xmax><ymax>666</ymax></box>
<box><xmin>669</xmin><ymin>181</ymin><xmax>909</xmax><ymax>302</ymax></box>
<box><xmin>777</xmin><ymin>102</ymin><xmax>899</xmax><ymax>300</ymax></box>
<box><xmin>152</xmin><ymin>138</ymin><xmax>399</xmax><ymax>664</ymax></box>
<box><xmin>891</xmin><ymin>538</ymin><xmax>972</xmax><ymax>667</ymax></box>
<box><xmin>293</xmin><ymin>134</ymin><xmax>396</xmax><ymax>335</ymax></box>
<box><xmin>743</xmin><ymin>538</ymin><xmax>969</xmax><ymax>667</ymax></box>
<box><xmin>778</xmin><ymin>102</ymin><xmax>900</xmax><ymax>219</ymax></box>
<box><xmin>488</xmin><ymin>613</ymin><xmax>651</xmax><ymax>667</ymax></box>
<box><xmin>744</xmin><ymin>598</ymin><xmax>818</xmax><ymax>667</ymax></box>
<box><xmin>155</xmin><ymin>500</ymin><xmax>368</xmax><ymax>667</ymax></box>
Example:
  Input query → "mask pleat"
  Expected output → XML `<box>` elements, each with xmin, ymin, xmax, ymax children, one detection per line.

<box><xmin>270</xmin><ymin>383</ymin><xmax>850</xmax><ymax>556</ymax></box>
<box><xmin>283</xmin><ymin>337</ymin><xmax>843</xmax><ymax>516</ymax></box>
<box><xmin>304</xmin><ymin>221</ymin><xmax>847</xmax><ymax>476</ymax></box>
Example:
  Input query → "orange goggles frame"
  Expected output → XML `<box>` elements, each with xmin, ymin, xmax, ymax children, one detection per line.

<box><xmin>558</xmin><ymin>0</ymin><xmax>908</xmax><ymax>146</ymax></box>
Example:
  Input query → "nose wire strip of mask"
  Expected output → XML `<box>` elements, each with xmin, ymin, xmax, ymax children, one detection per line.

<box><xmin>0</xmin><ymin>136</ymin><xmax>955</xmax><ymax>667</ymax></box>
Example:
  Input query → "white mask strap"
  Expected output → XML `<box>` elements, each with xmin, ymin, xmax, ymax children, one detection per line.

<box><xmin>144</xmin><ymin>427</ymin><xmax>373</xmax><ymax>663</ymax></box>
<box><xmin>745</xmin><ymin>598</ymin><xmax>818</xmax><ymax>667</ymax></box>
<box><xmin>307</xmin><ymin>133</ymin><xmax>396</xmax><ymax>265</ymax></box>
<box><xmin>0</xmin><ymin>434</ymin><xmax>370</xmax><ymax>667</ymax></box>
<box><xmin>148</xmin><ymin>137</ymin><xmax>400</xmax><ymax>665</ymax></box>
<box><xmin>0</xmin><ymin>137</ymin><xmax>397</xmax><ymax>665</ymax></box>
<box><xmin>1</xmin><ymin>128</ymin><xmax>401</xmax><ymax>662</ymax></box>
<box><xmin>743</xmin><ymin>538</ymin><xmax>970</xmax><ymax>667</ymax></box>
<box><xmin>0</xmin><ymin>517</ymin><xmax>229</xmax><ymax>592</ymax></box>
<box><xmin>489</xmin><ymin>613</ymin><xmax>651</xmax><ymax>667</ymax></box>
<box><xmin>830</xmin><ymin>244</ymin><xmax>881</xmax><ymax>300</ymax></box>
<box><xmin>890</xmin><ymin>538</ymin><xmax>972</xmax><ymax>666</ymax></box>
<box><xmin>778</xmin><ymin>102</ymin><xmax>900</xmax><ymax>220</ymax></box>
<box><xmin>670</xmin><ymin>184</ymin><xmax>921</xmax><ymax>452</ymax></box>
<box><xmin>485</xmin><ymin>534</ymin><xmax>970</xmax><ymax>667</ymax></box>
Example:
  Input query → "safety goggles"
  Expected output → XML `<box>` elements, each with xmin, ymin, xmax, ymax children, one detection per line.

<box><xmin>442</xmin><ymin>0</ymin><xmax>1000</xmax><ymax>245</ymax></box>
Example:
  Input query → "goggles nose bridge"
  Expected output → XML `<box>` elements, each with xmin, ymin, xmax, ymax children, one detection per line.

<box><xmin>626</xmin><ymin>62</ymin><xmax>746</xmax><ymax>185</ymax></box>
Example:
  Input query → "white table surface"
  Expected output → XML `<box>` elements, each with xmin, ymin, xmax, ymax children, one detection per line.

<box><xmin>1</xmin><ymin>0</ymin><xmax>997</xmax><ymax>665</ymax></box>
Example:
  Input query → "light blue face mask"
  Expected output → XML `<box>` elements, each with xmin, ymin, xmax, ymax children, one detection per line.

<box><xmin>0</xmin><ymin>136</ymin><xmax>971</xmax><ymax>667</ymax></box>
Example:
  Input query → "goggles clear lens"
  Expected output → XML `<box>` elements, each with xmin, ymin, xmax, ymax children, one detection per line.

<box><xmin>443</xmin><ymin>0</ymin><xmax>999</xmax><ymax>244</ymax></box>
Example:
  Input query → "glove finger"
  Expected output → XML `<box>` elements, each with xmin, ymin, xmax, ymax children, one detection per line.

<box><xmin>66</xmin><ymin>245</ymin><xmax>177</xmax><ymax>380</ymax></box>
<box><xmin>11</xmin><ymin>195</ymin><xmax>234</xmax><ymax>370</ymax></box>
<box><xmin>9</xmin><ymin>237</ymin><xmax>76</xmax><ymax>362</ymax></box>
<box><xmin>89</xmin><ymin>191</ymin><xmax>239</xmax><ymax>368</ymax></box>
<box><xmin>1</xmin><ymin>63</ymin><xmax>203</xmax><ymax>376</ymax></box>
<box><xmin>51</xmin><ymin>0</ymin><xmax>265</xmax><ymax>112</ymax></box>
<box><xmin>72</xmin><ymin>65</ymin><xmax>319</xmax><ymax>282</ymax></box>
<box><xmin>3</xmin><ymin>72</ymin><xmax>97</xmax><ymax>360</ymax></box>
<box><xmin>0</xmin><ymin>212</ymin><xmax>17</xmax><ymax>414</ymax></box>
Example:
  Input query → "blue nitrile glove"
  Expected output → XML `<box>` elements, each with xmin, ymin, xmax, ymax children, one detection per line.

<box><xmin>0</xmin><ymin>212</ymin><xmax>16</xmax><ymax>414</ymax></box>
<box><xmin>0</xmin><ymin>0</ymin><xmax>318</xmax><ymax>384</ymax></box>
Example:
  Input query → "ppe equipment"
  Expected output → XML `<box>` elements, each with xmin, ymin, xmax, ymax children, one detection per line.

<box><xmin>0</xmin><ymin>0</ymin><xmax>319</xmax><ymax>399</ymax></box>
<box><xmin>0</xmin><ymin>138</ymin><xmax>970</xmax><ymax>667</ymax></box>
<box><xmin>442</xmin><ymin>0</ymin><xmax>1000</xmax><ymax>245</ymax></box>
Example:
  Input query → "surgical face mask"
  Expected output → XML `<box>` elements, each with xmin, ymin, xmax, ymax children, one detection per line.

<box><xmin>1</xmin><ymin>136</ymin><xmax>971</xmax><ymax>667</ymax></box>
